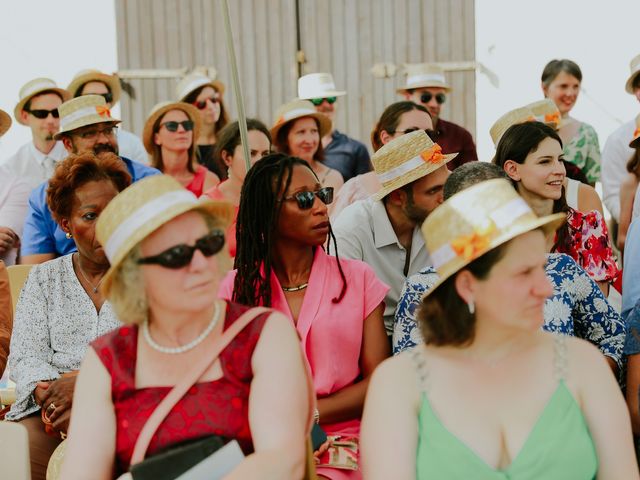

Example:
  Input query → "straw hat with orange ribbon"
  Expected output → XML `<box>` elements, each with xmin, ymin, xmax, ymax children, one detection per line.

<box><xmin>67</xmin><ymin>69</ymin><xmax>122</xmax><ymax>105</ymax></box>
<box><xmin>371</xmin><ymin>129</ymin><xmax>457</xmax><ymax>201</ymax></box>
<box><xmin>14</xmin><ymin>78</ymin><xmax>70</xmax><ymax>126</ymax></box>
<box><xmin>490</xmin><ymin>99</ymin><xmax>561</xmax><ymax>146</ymax></box>
<box><xmin>142</xmin><ymin>101</ymin><xmax>201</xmax><ymax>153</ymax></box>
<box><xmin>53</xmin><ymin>95</ymin><xmax>120</xmax><ymax>140</ymax></box>
<box><xmin>0</xmin><ymin>109</ymin><xmax>11</xmax><ymax>137</ymax></box>
<box><xmin>270</xmin><ymin>99</ymin><xmax>332</xmax><ymax>141</ymax></box>
<box><xmin>422</xmin><ymin>178</ymin><xmax>565</xmax><ymax>298</ymax></box>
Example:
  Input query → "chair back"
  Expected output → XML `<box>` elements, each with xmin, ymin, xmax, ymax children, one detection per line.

<box><xmin>7</xmin><ymin>265</ymin><xmax>32</xmax><ymax>314</ymax></box>
<box><xmin>0</xmin><ymin>421</ymin><xmax>31</xmax><ymax>479</ymax></box>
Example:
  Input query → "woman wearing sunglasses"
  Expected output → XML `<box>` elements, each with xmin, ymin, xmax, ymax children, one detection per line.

<box><xmin>7</xmin><ymin>152</ymin><xmax>129</xmax><ymax>480</ymax></box>
<box><xmin>202</xmin><ymin>119</ymin><xmax>272</xmax><ymax>258</ymax></box>
<box><xmin>143</xmin><ymin>101</ymin><xmax>220</xmax><ymax>198</ymax></box>
<box><xmin>61</xmin><ymin>175</ymin><xmax>311</xmax><ymax>479</ymax></box>
<box><xmin>177</xmin><ymin>71</ymin><xmax>230</xmax><ymax>181</ymax></box>
<box><xmin>219</xmin><ymin>153</ymin><xmax>390</xmax><ymax>479</ymax></box>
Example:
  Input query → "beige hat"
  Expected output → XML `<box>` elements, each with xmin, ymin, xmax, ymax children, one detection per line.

<box><xmin>371</xmin><ymin>129</ymin><xmax>457</xmax><ymax>201</ymax></box>
<box><xmin>626</xmin><ymin>54</ymin><xmax>640</xmax><ymax>94</ymax></box>
<box><xmin>67</xmin><ymin>69</ymin><xmax>122</xmax><ymax>105</ymax></box>
<box><xmin>176</xmin><ymin>71</ymin><xmax>225</xmax><ymax>101</ymax></box>
<box><xmin>142</xmin><ymin>101</ymin><xmax>201</xmax><ymax>153</ymax></box>
<box><xmin>527</xmin><ymin>99</ymin><xmax>561</xmax><ymax>128</ymax></box>
<box><xmin>422</xmin><ymin>178</ymin><xmax>565</xmax><ymax>298</ymax></box>
<box><xmin>270</xmin><ymin>99</ymin><xmax>332</xmax><ymax>140</ymax></box>
<box><xmin>0</xmin><ymin>109</ymin><xmax>11</xmax><ymax>137</ymax></box>
<box><xmin>96</xmin><ymin>175</ymin><xmax>234</xmax><ymax>296</ymax></box>
<box><xmin>54</xmin><ymin>95</ymin><xmax>121</xmax><ymax>140</ymax></box>
<box><xmin>397</xmin><ymin>63</ymin><xmax>451</xmax><ymax>93</ymax></box>
<box><xmin>297</xmin><ymin>73</ymin><xmax>346</xmax><ymax>100</ymax></box>
<box><xmin>14</xmin><ymin>78</ymin><xmax>70</xmax><ymax>126</ymax></box>
<box><xmin>490</xmin><ymin>100</ymin><xmax>561</xmax><ymax>146</ymax></box>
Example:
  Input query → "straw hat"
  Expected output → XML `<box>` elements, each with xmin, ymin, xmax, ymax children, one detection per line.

<box><xmin>422</xmin><ymin>178</ymin><xmax>565</xmax><ymax>298</ymax></box>
<box><xmin>142</xmin><ymin>101</ymin><xmax>201</xmax><ymax>153</ymax></box>
<box><xmin>67</xmin><ymin>69</ymin><xmax>122</xmax><ymax>105</ymax></box>
<box><xmin>527</xmin><ymin>99</ymin><xmax>561</xmax><ymax>129</ymax></box>
<box><xmin>14</xmin><ymin>78</ymin><xmax>70</xmax><ymax>125</ymax></box>
<box><xmin>96</xmin><ymin>175</ymin><xmax>234</xmax><ymax>296</ymax></box>
<box><xmin>53</xmin><ymin>95</ymin><xmax>121</xmax><ymax>140</ymax></box>
<box><xmin>176</xmin><ymin>71</ymin><xmax>225</xmax><ymax>101</ymax></box>
<box><xmin>270</xmin><ymin>99</ymin><xmax>332</xmax><ymax>140</ymax></box>
<box><xmin>0</xmin><ymin>109</ymin><xmax>11</xmax><ymax>137</ymax></box>
<box><xmin>489</xmin><ymin>100</ymin><xmax>561</xmax><ymax>146</ymax></box>
<box><xmin>397</xmin><ymin>63</ymin><xmax>451</xmax><ymax>93</ymax></box>
<box><xmin>626</xmin><ymin>54</ymin><xmax>640</xmax><ymax>94</ymax></box>
<box><xmin>371</xmin><ymin>130</ymin><xmax>457</xmax><ymax>201</ymax></box>
<box><xmin>297</xmin><ymin>73</ymin><xmax>346</xmax><ymax>100</ymax></box>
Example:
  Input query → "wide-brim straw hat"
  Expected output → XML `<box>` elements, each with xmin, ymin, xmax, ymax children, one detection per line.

<box><xmin>270</xmin><ymin>99</ymin><xmax>332</xmax><ymax>140</ymax></box>
<box><xmin>371</xmin><ymin>129</ymin><xmax>457</xmax><ymax>201</ymax></box>
<box><xmin>422</xmin><ymin>178</ymin><xmax>565</xmax><ymax>298</ymax></box>
<box><xmin>297</xmin><ymin>73</ymin><xmax>346</xmax><ymax>99</ymax></box>
<box><xmin>489</xmin><ymin>100</ymin><xmax>561</xmax><ymax>146</ymax></box>
<box><xmin>142</xmin><ymin>101</ymin><xmax>202</xmax><ymax>153</ymax></box>
<box><xmin>626</xmin><ymin>54</ymin><xmax>640</xmax><ymax>94</ymax></box>
<box><xmin>176</xmin><ymin>71</ymin><xmax>225</xmax><ymax>101</ymax></box>
<box><xmin>397</xmin><ymin>63</ymin><xmax>451</xmax><ymax>93</ymax></box>
<box><xmin>527</xmin><ymin>99</ymin><xmax>561</xmax><ymax>129</ymax></box>
<box><xmin>67</xmin><ymin>69</ymin><xmax>122</xmax><ymax>105</ymax></box>
<box><xmin>0</xmin><ymin>109</ymin><xmax>11</xmax><ymax>137</ymax></box>
<box><xmin>14</xmin><ymin>78</ymin><xmax>70</xmax><ymax>125</ymax></box>
<box><xmin>96</xmin><ymin>175</ymin><xmax>234</xmax><ymax>297</ymax></box>
<box><xmin>53</xmin><ymin>95</ymin><xmax>121</xmax><ymax>140</ymax></box>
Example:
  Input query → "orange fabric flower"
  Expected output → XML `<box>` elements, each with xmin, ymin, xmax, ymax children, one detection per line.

<box><xmin>95</xmin><ymin>105</ymin><xmax>112</xmax><ymax>118</ymax></box>
<box><xmin>450</xmin><ymin>223</ymin><xmax>496</xmax><ymax>261</ymax></box>
<box><xmin>544</xmin><ymin>112</ymin><xmax>560</xmax><ymax>125</ymax></box>
<box><xmin>420</xmin><ymin>144</ymin><xmax>445</xmax><ymax>164</ymax></box>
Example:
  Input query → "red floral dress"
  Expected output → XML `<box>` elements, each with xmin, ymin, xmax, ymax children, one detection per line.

<box><xmin>91</xmin><ymin>301</ymin><xmax>269</xmax><ymax>475</ymax></box>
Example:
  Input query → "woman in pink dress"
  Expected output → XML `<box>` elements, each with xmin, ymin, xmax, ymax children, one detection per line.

<box><xmin>218</xmin><ymin>153</ymin><xmax>390</xmax><ymax>479</ymax></box>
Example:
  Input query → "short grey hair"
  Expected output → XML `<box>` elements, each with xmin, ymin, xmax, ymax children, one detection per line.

<box><xmin>443</xmin><ymin>162</ymin><xmax>508</xmax><ymax>200</ymax></box>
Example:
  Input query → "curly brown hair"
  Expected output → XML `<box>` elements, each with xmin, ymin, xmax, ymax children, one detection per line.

<box><xmin>47</xmin><ymin>152</ymin><xmax>132</xmax><ymax>225</ymax></box>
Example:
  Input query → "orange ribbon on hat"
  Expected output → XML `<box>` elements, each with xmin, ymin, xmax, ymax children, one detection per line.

<box><xmin>544</xmin><ymin>112</ymin><xmax>560</xmax><ymax>125</ymax></box>
<box><xmin>450</xmin><ymin>222</ymin><xmax>496</xmax><ymax>262</ymax></box>
<box><xmin>95</xmin><ymin>105</ymin><xmax>112</xmax><ymax>118</ymax></box>
<box><xmin>633</xmin><ymin>127</ymin><xmax>640</xmax><ymax>141</ymax></box>
<box><xmin>420</xmin><ymin>144</ymin><xmax>445</xmax><ymax>165</ymax></box>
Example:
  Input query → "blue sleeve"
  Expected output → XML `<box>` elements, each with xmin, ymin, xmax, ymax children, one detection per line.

<box><xmin>20</xmin><ymin>184</ymin><xmax>56</xmax><ymax>256</ymax></box>
<box><xmin>354</xmin><ymin>142</ymin><xmax>372</xmax><ymax>176</ymax></box>
<box><xmin>625</xmin><ymin>301</ymin><xmax>640</xmax><ymax>355</ymax></box>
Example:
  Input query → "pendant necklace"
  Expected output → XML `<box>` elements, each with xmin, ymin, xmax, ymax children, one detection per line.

<box><xmin>75</xmin><ymin>254</ymin><xmax>105</xmax><ymax>294</ymax></box>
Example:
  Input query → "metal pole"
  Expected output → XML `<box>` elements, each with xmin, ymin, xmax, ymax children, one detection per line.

<box><xmin>221</xmin><ymin>0</ymin><xmax>251</xmax><ymax>172</ymax></box>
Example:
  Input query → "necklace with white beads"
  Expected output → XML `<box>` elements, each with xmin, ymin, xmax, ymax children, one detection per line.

<box><xmin>142</xmin><ymin>301</ymin><xmax>222</xmax><ymax>354</ymax></box>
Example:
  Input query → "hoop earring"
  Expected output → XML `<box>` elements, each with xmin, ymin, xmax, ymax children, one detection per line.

<box><xmin>467</xmin><ymin>300</ymin><xmax>475</xmax><ymax>315</ymax></box>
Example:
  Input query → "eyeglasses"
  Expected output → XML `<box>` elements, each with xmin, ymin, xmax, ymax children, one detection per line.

<box><xmin>420</xmin><ymin>92</ymin><xmax>446</xmax><ymax>104</ymax></box>
<box><xmin>26</xmin><ymin>108</ymin><xmax>59</xmax><ymax>119</ymax></box>
<box><xmin>98</xmin><ymin>92</ymin><xmax>113</xmax><ymax>104</ymax></box>
<box><xmin>392</xmin><ymin>127</ymin><xmax>438</xmax><ymax>140</ymax></box>
<box><xmin>137</xmin><ymin>230</ymin><xmax>226</xmax><ymax>269</ymax></box>
<box><xmin>310</xmin><ymin>97</ymin><xmax>337</xmax><ymax>106</ymax></box>
<box><xmin>193</xmin><ymin>96</ymin><xmax>220</xmax><ymax>109</ymax></box>
<box><xmin>284</xmin><ymin>187</ymin><xmax>334</xmax><ymax>210</ymax></box>
<box><xmin>160</xmin><ymin>120</ymin><xmax>194</xmax><ymax>132</ymax></box>
<box><xmin>75</xmin><ymin>125</ymin><xmax>117</xmax><ymax>140</ymax></box>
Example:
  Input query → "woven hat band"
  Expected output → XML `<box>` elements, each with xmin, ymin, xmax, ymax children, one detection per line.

<box><xmin>407</xmin><ymin>73</ymin><xmax>446</xmax><ymax>86</ymax></box>
<box><xmin>21</xmin><ymin>79</ymin><xmax>57</xmax><ymax>99</ymax></box>
<box><xmin>60</xmin><ymin>105</ymin><xmax>112</xmax><ymax>130</ymax></box>
<box><xmin>376</xmin><ymin>154</ymin><xmax>426</xmax><ymax>184</ymax></box>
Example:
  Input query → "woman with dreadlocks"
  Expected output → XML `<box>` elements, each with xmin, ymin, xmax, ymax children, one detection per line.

<box><xmin>218</xmin><ymin>153</ymin><xmax>390</xmax><ymax>479</ymax></box>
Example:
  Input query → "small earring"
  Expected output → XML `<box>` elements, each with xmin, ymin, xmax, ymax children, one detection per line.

<box><xmin>467</xmin><ymin>300</ymin><xmax>475</xmax><ymax>315</ymax></box>
<box><xmin>65</xmin><ymin>232</ymin><xmax>73</xmax><ymax>239</ymax></box>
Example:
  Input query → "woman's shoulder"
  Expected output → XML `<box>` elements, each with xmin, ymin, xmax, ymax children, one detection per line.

<box><xmin>24</xmin><ymin>254</ymin><xmax>73</xmax><ymax>287</ymax></box>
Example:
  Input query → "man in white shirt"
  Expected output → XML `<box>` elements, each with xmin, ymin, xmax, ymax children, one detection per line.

<box><xmin>2</xmin><ymin>78</ymin><xmax>71</xmax><ymax>189</ymax></box>
<box><xmin>67</xmin><ymin>69</ymin><xmax>147</xmax><ymax>164</ymax></box>
<box><xmin>332</xmin><ymin>130</ymin><xmax>456</xmax><ymax>335</ymax></box>
<box><xmin>601</xmin><ymin>54</ymin><xmax>640</xmax><ymax>222</ymax></box>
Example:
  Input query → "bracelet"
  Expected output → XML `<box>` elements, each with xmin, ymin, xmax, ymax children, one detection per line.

<box><xmin>313</xmin><ymin>408</ymin><xmax>320</xmax><ymax>424</ymax></box>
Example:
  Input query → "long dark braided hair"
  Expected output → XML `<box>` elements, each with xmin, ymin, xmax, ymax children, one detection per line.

<box><xmin>232</xmin><ymin>153</ymin><xmax>347</xmax><ymax>307</ymax></box>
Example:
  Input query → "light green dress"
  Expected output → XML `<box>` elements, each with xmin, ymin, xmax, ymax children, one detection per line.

<box><xmin>563</xmin><ymin>122</ymin><xmax>601</xmax><ymax>184</ymax></box>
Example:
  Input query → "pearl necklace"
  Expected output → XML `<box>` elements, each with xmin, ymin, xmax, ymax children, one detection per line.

<box><xmin>142</xmin><ymin>301</ymin><xmax>221</xmax><ymax>354</ymax></box>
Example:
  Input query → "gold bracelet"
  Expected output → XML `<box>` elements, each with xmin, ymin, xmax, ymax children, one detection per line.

<box><xmin>313</xmin><ymin>408</ymin><xmax>320</xmax><ymax>424</ymax></box>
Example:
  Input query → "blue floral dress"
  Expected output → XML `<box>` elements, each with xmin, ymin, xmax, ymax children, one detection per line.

<box><xmin>393</xmin><ymin>253</ymin><xmax>625</xmax><ymax>368</ymax></box>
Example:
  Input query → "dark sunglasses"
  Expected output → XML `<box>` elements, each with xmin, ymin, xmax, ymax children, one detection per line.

<box><xmin>310</xmin><ymin>97</ymin><xmax>337</xmax><ymax>106</ymax></box>
<box><xmin>393</xmin><ymin>127</ymin><xmax>437</xmax><ymax>140</ymax></box>
<box><xmin>160</xmin><ymin>120</ymin><xmax>195</xmax><ymax>132</ymax></box>
<box><xmin>26</xmin><ymin>108</ymin><xmax>59</xmax><ymax>119</ymax></box>
<box><xmin>193</xmin><ymin>96</ymin><xmax>220</xmax><ymax>109</ymax></box>
<box><xmin>137</xmin><ymin>230</ymin><xmax>226</xmax><ymax>269</ymax></box>
<box><xmin>284</xmin><ymin>187</ymin><xmax>334</xmax><ymax>210</ymax></box>
<box><xmin>98</xmin><ymin>92</ymin><xmax>114</xmax><ymax>104</ymax></box>
<box><xmin>420</xmin><ymin>92</ymin><xmax>446</xmax><ymax>104</ymax></box>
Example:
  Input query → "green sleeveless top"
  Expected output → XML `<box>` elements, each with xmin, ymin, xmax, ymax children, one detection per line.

<box><xmin>412</xmin><ymin>338</ymin><xmax>598</xmax><ymax>479</ymax></box>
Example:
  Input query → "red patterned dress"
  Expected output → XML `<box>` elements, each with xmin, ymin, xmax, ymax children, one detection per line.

<box><xmin>91</xmin><ymin>301</ymin><xmax>269</xmax><ymax>475</ymax></box>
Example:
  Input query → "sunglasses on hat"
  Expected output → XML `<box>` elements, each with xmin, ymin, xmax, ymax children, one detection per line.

<box><xmin>137</xmin><ymin>230</ymin><xmax>226</xmax><ymax>269</ymax></box>
<box><xmin>310</xmin><ymin>97</ymin><xmax>337</xmax><ymax>106</ymax></box>
<box><xmin>420</xmin><ymin>92</ymin><xmax>446</xmax><ymax>105</ymax></box>
<box><xmin>284</xmin><ymin>187</ymin><xmax>334</xmax><ymax>210</ymax></box>
<box><xmin>26</xmin><ymin>108</ymin><xmax>59</xmax><ymax>119</ymax></box>
<box><xmin>160</xmin><ymin>120</ymin><xmax>194</xmax><ymax>132</ymax></box>
<box><xmin>193</xmin><ymin>96</ymin><xmax>220</xmax><ymax>109</ymax></box>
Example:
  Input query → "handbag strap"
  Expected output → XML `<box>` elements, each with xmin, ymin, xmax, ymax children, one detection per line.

<box><xmin>131</xmin><ymin>303</ymin><xmax>271</xmax><ymax>464</ymax></box>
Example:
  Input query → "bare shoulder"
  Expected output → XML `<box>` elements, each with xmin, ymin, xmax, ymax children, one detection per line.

<box><xmin>577</xmin><ymin>182</ymin><xmax>604</xmax><ymax>214</ymax></box>
<box><xmin>563</xmin><ymin>335</ymin><xmax>610</xmax><ymax>377</ymax></box>
<box><xmin>370</xmin><ymin>350</ymin><xmax>421</xmax><ymax>398</ymax></box>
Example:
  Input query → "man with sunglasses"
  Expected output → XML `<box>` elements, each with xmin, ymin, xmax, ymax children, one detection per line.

<box><xmin>67</xmin><ymin>69</ymin><xmax>147</xmax><ymax>165</ymax></box>
<box><xmin>297</xmin><ymin>73</ymin><xmax>371</xmax><ymax>182</ymax></box>
<box><xmin>1</xmin><ymin>78</ymin><xmax>71</xmax><ymax>188</ymax></box>
<box><xmin>20</xmin><ymin>95</ymin><xmax>159</xmax><ymax>264</ymax></box>
<box><xmin>399</xmin><ymin>63</ymin><xmax>477</xmax><ymax>170</ymax></box>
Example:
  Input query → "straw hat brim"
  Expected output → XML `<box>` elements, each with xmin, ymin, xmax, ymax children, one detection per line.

<box><xmin>178</xmin><ymin>79</ymin><xmax>225</xmax><ymax>100</ymax></box>
<box><xmin>14</xmin><ymin>87</ymin><xmax>71</xmax><ymax>126</ymax></box>
<box><xmin>270</xmin><ymin>112</ymin><xmax>332</xmax><ymax>142</ymax></box>
<box><xmin>396</xmin><ymin>82</ymin><xmax>451</xmax><ymax>94</ymax></box>
<box><xmin>0</xmin><ymin>109</ymin><xmax>11</xmax><ymax>137</ymax></box>
<box><xmin>371</xmin><ymin>152</ymin><xmax>458</xmax><ymax>201</ymax></box>
<box><xmin>142</xmin><ymin>103</ymin><xmax>202</xmax><ymax>153</ymax></box>
<box><xmin>422</xmin><ymin>212</ymin><xmax>566</xmax><ymax>301</ymax></box>
<box><xmin>67</xmin><ymin>72</ymin><xmax>122</xmax><ymax>105</ymax></box>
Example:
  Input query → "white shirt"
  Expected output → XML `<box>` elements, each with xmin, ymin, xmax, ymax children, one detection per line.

<box><xmin>331</xmin><ymin>198</ymin><xmax>431</xmax><ymax>334</ymax></box>
<box><xmin>601</xmin><ymin>119</ymin><xmax>635</xmax><ymax>222</ymax></box>
<box><xmin>0</xmin><ymin>166</ymin><xmax>31</xmax><ymax>266</ymax></box>
<box><xmin>1</xmin><ymin>141</ymin><xmax>68</xmax><ymax>189</ymax></box>
<box><xmin>117</xmin><ymin>128</ymin><xmax>148</xmax><ymax>165</ymax></box>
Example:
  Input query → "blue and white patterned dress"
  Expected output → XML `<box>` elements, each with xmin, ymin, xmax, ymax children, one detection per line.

<box><xmin>393</xmin><ymin>253</ymin><xmax>625</xmax><ymax>368</ymax></box>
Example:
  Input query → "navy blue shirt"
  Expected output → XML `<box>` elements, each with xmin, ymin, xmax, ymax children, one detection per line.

<box><xmin>323</xmin><ymin>130</ymin><xmax>371</xmax><ymax>182</ymax></box>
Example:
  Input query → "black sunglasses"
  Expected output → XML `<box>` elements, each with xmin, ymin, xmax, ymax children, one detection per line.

<box><xmin>26</xmin><ymin>108</ymin><xmax>59</xmax><ymax>119</ymax></box>
<box><xmin>284</xmin><ymin>187</ymin><xmax>334</xmax><ymax>210</ymax></box>
<box><xmin>310</xmin><ymin>97</ymin><xmax>337</xmax><ymax>106</ymax></box>
<box><xmin>393</xmin><ymin>127</ymin><xmax>438</xmax><ymax>140</ymax></box>
<box><xmin>420</xmin><ymin>92</ymin><xmax>446</xmax><ymax>104</ymax></box>
<box><xmin>137</xmin><ymin>230</ymin><xmax>226</xmax><ymax>269</ymax></box>
<box><xmin>193</xmin><ymin>96</ymin><xmax>220</xmax><ymax>109</ymax></box>
<box><xmin>160</xmin><ymin>120</ymin><xmax>194</xmax><ymax>132</ymax></box>
<box><xmin>99</xmin><ymin>92</ymin><xmax>114</xmax><ymax>104</ymax></box>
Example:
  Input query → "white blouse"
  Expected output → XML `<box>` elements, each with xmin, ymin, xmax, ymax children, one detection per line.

<box><xmin>6</xmin><ymin>254</ymin><xmax>120</xmax><ymax>420</ymax></box>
